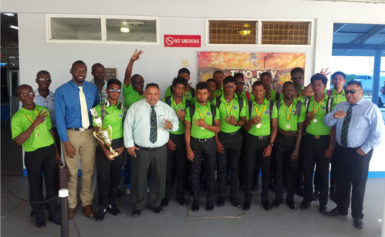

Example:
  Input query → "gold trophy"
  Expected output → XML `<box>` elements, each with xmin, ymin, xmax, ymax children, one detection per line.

<box><xmin>90</xmin><ymin>108</ymin><xmax>118</xmax><ymax>159</ymax></box>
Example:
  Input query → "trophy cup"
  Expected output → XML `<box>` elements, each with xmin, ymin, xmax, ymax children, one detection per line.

<box><xmin>90</xmin><ymin>108</ymin><xmax>118</xmax><ymax>159</ymax></box>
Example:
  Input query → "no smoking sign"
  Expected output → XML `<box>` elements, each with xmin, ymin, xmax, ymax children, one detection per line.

<box><xmin>164</xmin><ymin>35</ymin><xmax>201</xmax><ymax>48</ymax></box>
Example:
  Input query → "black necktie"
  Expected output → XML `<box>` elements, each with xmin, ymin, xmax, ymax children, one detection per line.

<box><xmin>150</xmin><ymin>106</ymin><xmax>157</xmax><ymax>143</ymax></box>
<box><xmin>341</xmin><ymin>104</ymin><xmax>353</xmax><ymax>146</ymax></box>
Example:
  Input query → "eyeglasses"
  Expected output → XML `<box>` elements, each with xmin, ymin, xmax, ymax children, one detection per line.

<box><xmin>236</xmin><ymin>81</ymin><xmax>245</xmax><ymax>84</ymax></box>
<box><xmin>19</xmin><ymin>92</ymin><xmax>34</xmax><ymax>97</ymax></box>
<box><xmin>345</xmin><ymin>89</ymin><xmax>361</xmax><ymax>95</ymax></box>
<box><xmin>108</xmin><ymin>89</ymin><xmax>121</xmax><ymax>94</ymax></box>
<box><xmin>292</xmin><ymin>76</ymin><xmax>304</xmax><ymax>80</ymax></box>
<box><xmin>223</xmin><ymin>85</ymin><xmax>236</xmax><ymax>88</ymax></box>
<box><xmin>37</xmin><ymin>78</ymin><xmax>51</xmax><ymax>82</ymax></box>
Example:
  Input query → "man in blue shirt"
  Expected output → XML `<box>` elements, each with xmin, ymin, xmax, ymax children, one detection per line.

<box><xmin>55</xmin><ymin>60</ymin><xmax>100</xmax><ymax>220</ymax></box>
<box><xmin>324</xmin><ymin>80</ymin><xmax>383</xmax><ymax>229</ymax></box>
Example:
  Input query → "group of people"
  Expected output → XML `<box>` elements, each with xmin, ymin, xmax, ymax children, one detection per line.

<box><xmin>11</xmin><ymin>50</ymin><xmax>383</xmax><ymax>230</ymax></box>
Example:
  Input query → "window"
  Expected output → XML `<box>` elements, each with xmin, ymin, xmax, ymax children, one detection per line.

<box><xmin>208</xmin><ymin>20</ymin><xmax>257</xmax><ymax>44</ymax></box>
<box><xmin>261</xmin><ymin>21</ymin><xmax>310</xmax><ymax>45</ymax></box>
<box><xmin>47</xmin><ymin>15</ymin><xmax>159</xmax><ymax>44</ymax></box>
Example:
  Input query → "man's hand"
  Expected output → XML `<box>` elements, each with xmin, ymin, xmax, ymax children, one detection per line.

<box><xmin>187</xmin><ymin>147</ymin><xmax>194</xmax><ymax>161</ymax></box>
<box><xmin>306</xmin><ymin>111</ymin><xmax>315</xmax><ymax>120</ymax></box>
<box><xmin>33</xmin><ymin>110</ymin><xmax>48</xmax><ymax>127</ymax></box>
<box><xmin>176</xmin><ymin>110</ymin><xmax>186</xmax><ymax>121</ymax></box>
<box><xmin>225</xmin><ymin>115</ymin><xmax>237</xmax><ymax>126</ymax></box>
<box><xmin>320</xmin><ymin>67</ymin><xmax>331</xmax><ymax>76</ymax></box>
<box><xmin>333</xmin><ymin>110</ymin><xmax>347</xmax><ymax>119</ymax></box>
<box><xmin>104</xmin><ymin>150</ymin><xmax>115</xmax><ymax>161</ymax></box>
<box><xmin>216</xmin><ymin>140</ymin><xmax>224</xmax><ymax>153</ymax></box>
<box><xmin>56</xmin><ymin>152</ymin><xmax>62</xmax><ymax>163</ymax></box>
<box><xmin>163</xmin><ymin>118</ymin><xmax>173</xmax><ymax>130</ymax></box>
<box><xmin>357</xmin><ymin>148</ymin><xmax>366</xmax><ymax>156</ymax></box>
<box><xmin>127</xmin><ymin>146</ymin><xmax>140</xmax><ymax>158</ymax></box>
<box><xmin>195</xmin><ymin>119</ymin><xmax>207</xmax><ymax>128</ymax></box>
<box><xmin>63</xmin><ymin>142</ymin><xmax>76</xmax><ymax>158</ymax></box>
<box><xmin>324</xmin><ymin>147</ymin><xmax>333</xmax><ymax>159</ymax></box>
<box><xmin>167</xmin><ymin>139</ymin><xmax>176</xmax><ymax>151</ymax></box>
<box><xmin>290</xmin><ymin>149</ymin><xmax>299</xmax><ymax>160</ymax></box>
<box><xmin>130</xmin><ymin>49</ymin><xmax>143</xmax><ymax>62</ymax></box>
<box><xmin>115</xmin><ymin>146</ymin><xmax>125</xmax><ymax>156</ymax></box>
<box><xmin>263</xmin><ymin>145</ymin><xmax>272</xmax><ymax>158</ymax></box>
<box><xmin>251</xmin><ymin>116</ymin><xmax>261</xmax><ymax>125</ymax></box>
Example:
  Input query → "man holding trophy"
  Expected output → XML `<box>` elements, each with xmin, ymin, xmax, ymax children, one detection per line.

<box><xmin>91</xmin><ymin>79</ymin><xmax>126</xmax><ymax>221</ymax></box>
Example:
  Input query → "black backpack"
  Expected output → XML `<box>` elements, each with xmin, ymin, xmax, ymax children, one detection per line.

<box><xmin>189</xmin><ymin>103</ymin><xmax>217</xmax><ymax>125</ymax></box>
<box><xmin>164</xmin><ymin>96</ymin><xmax>191</xmax><ymax>109</ymax></box>
<box><xmin>304</xmin><ymin>96</ymin><xmax>334</xmax><ymax>114</ymax></box>
<box><xmin>215</xmin><ymin>96</ymin><xmax>244</xmax><ymax>116</ymax></box>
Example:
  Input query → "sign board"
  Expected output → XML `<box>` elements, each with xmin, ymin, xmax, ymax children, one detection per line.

<box><xmin>164</xmin><ymin>35</ymin><xmax>201</xmax><ymax>47</ymax></box>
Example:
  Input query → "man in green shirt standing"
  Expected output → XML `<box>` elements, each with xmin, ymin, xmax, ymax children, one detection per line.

<box><xmin>164</xmin><ymin>68</ymin><xmax>195</xmax><ymax>102</ymax></box>
<box><xmin>213</xmin><ymin>70</ymin><xmax>225</xmax><ymax>98</ymax></box>
<box><xmin>243</xmin><ymin>81</ymin><xmax>277</xmax><ymax>211</ymax></box>
<box><xmin>11</xmin><ymin>85</ymin><xmax>61</xmax><ymax>227</ymax></box>
<box><xmin>92</xmin><ymin>79</ymin><xmax>126</xmax><ymax>221</ymax></box>
<box><xmin>299</xmin><ymin>73</ymin><xmax>335</xmax><ymax>214</ymax></box>
<box><xmin>185</xmin><ymin>82</ymin><xmax>220</xmax><ymax>211</ymax></box>
<box><xmin>272</xmin><ymin>81</ymin><xmax>306</xmax><ymax>210</ymax></box>
<box><xmin>123</xmin><ymin>49</ymin><xmax>144</xmax><ymax>109</ymax></box>
<box><xmin>162</xmin><ymin>77</ymin><xmax>190</xmax><ymax>207</ymax></box>
<box><xmin>260</xmin><ymin>71</ymin><xmax>279</xmax><ymax>102</ymax></box>
<box><xmin>215</xmin><ymin>76</ymin><xmax>247</xmax><ymax>208</ymax></box>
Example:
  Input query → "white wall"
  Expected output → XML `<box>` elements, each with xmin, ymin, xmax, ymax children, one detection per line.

<box><xmin>3</xmin><ymin>0</ymin><xmax>385</xmax><ymax>171</ymax></box>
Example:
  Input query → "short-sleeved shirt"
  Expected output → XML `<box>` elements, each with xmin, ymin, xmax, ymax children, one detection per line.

<box><xmin>214</xmin><ymin>88</ymin><xmax>223</xmax><ymax>98</ymax></box>
<box><xmin>163</xmin><ymin>95</ymin><xmax>188</xmax><ymax>135</ymax></box>
<box><xmin>123</xmin><ymin>83</ymin><xmax>144</xmax><ymax>109</ymax></box>
<box><xmin>217</xmin><ymin>94</ymin><xmax>247</xmax><ymax>133</ymax></box>
<box><xmin>305</xmin><ymin>95</ymin><xmax>334</xmax><ymax>136</ymax></box>
<box><xmin>185</xmin><ymin>101</ymin><xmax>220</xmax><ymax>139</ymax></box>
<box><xmin>247</xmin><ymin>99</ymin><xmax>278</xmax><ymax>136</ymax></box>
<box><xmin>277</xmin><ymin>98</ymin><xmax>306</xmax><ymax>132</ymax></box>
<box><xmin>164</xmin><ymin>86</ymin><xmax>194</xmax><ymax>102</ymax></box>
<box><xmin>34</xmin><ymin>90</ymin><xmax>56</xmax><ymax>127</ymax></box>
<box><xmin>90</xmin><ymin>79</ymin><xmax>108</xmax><ymax>102</ymax></box>
<box><xmin>11</xmin><ymin>105</ymin><xmax>54</xmax><ymax>152</ymax></box>
<box><xmin>329</xmin><ymin>88</ymin><xmax>346</xmax><ymax>106</ymax></box>
<box><xmin>92</xmin><ymin>101</ymin><xmax>124</xmax><ymax>140</ymax></box>
<box><xmin>250</xmin><ymin>89</ymin><xmax>278</xmax><ymax>103</ymax></box>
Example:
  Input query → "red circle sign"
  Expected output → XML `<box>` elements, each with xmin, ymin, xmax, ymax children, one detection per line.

<box><xmin>165</xmin><ymin>36</ymin><xmax>174</xmax><ymax>45</ymax></box>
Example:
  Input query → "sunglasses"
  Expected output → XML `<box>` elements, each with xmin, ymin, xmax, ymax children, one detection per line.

<box><xmin>292</xmin><ymin>76</ymin><xmax>304</xmax><ymax>80</ymax></box>
<box><xmin>19</xmin><ymin>92</ymin><xmax>34</xmax><ymax>97</ymax></box>
<box><xmin>345</xmin><ymin>89</ymin><xmax>361</xmax><ymax>94</ymax></box>
<box><xmin>236</xmin><ymin>81</ymin><xmax>245</xmax><ymax>84</ymax></box>
<box><xmin>37</xmin><ymin>78</ymin><xmax>51</xmax><ymax>82</ymax></box>
<box><xmin>108</xmin><ymin>89</ymin><xmax>121</xmax><ymax>94</ymax></box>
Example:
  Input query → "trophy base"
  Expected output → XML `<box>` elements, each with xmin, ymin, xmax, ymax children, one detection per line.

<box><xmin>109</xmin><ymin>151</ymin><xmax>119</xmax><ymax>160</ymax></box>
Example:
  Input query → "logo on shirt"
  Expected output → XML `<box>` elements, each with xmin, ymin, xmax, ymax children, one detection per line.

<box><xmin>207</xmin><ymin>112</ymin><xmax>212</xmax><ymax>116</ymax></box>
<box><xmin>233</xmin><ymin>105</ymin><xmax>238</xmax><ymax>110</ymax></box>
<box><xmin>118</xmin><ymin>113</ymin><xmax>123</xmax><ymax>118</ymax></box>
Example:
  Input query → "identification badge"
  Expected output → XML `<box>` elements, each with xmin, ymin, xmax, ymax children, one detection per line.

<box><xmin>286</xmin><ymin>124</ymin><xmax>291</xmax><ymax>129</ymax></box>
<box><xmin>36</xmin><ymin>132</ymin><xmax>40</xmax><ymax>137</ymax></box>
<box><xmin>256</xmin><ymin>123</ymin><xmax>262</xmax><ymax>128</ymax></box>
<box><xmin>313</xmin><ymin>119</ymin><xmax>318</xmax><ymax>123</ymax></box>
<box><xmin>200</xmin><ymin>127</ymin><xmax>205</xmax><ymax>130</ymax></box>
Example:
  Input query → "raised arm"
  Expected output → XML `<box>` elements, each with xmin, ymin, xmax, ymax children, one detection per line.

<box><xmin>124</xmin><ymin>49</ymin><xmax>143</xmax><ymax>87</ymax></box>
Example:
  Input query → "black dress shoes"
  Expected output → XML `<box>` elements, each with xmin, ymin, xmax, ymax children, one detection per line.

<box><xmin>319</xmin><ymin>205</ymin><xmax>327</xmax><ymax>214</ymax></box>
<box><xmin>230</xmin><ymin>198</ymin><xmax>241</xmax><ymax>208</ymax></box>
<box><xmin>299</xmin><ymin>200</ymin><xmax>310</xmax><ymax>210</ymax></box>
<box><xmin>152</xmin><ymin>206</ymin><xmax>164</xmax><ymax>214</ymax></box>
<box><xmin>131</xmin><ymin>209</ymin><xmax>141</xmax><ymax>217</ymax></box>
<box><xmin>262</xmin><ymin>200</ymin><xmax>272</xmax><ymax>211</ymax></box>
<box><xmin>108</xmin><ymin>204</ymin><xmax>121</xmax><ymax>215</ymax></box>
<box><xmin>161</xmin><ymin>196</ymin><xmax>169</xmax><ymax>207</ymax></box>
<box><xmin>286</xmin><ymin>200</ymin><xmax>297</xmax><ymax>210</ymax></box>
<box><xmin>95</xmin><ymin>208</ymin><xmax>107</xmax><ymax>221</ymax></box>
<box><xmin>177</xmin><ymin>197</ymin><xmax>187</xmax><ymax>206</ymax></box>
<box><xmin>192</xmin><ymin>200</ymin><xmax>199</xmax><ymax>211</ymax></box>
<box><xmin>243</xmin><ymin>199</ymin><xmax>251</xmax><ymax>210</ymax></box>
<box><xmin>325</xmin><ymin>207</ymin><xmax>348</xmax><ymax>216</ymax></box>
<box><xmin>206</xmin><ymin>200</ymin><xmax>214</xmax><ymax>211</ymax></box>
<box><xmin>353</xmin><ymin>218</ymin><xmax>363</xmax><ymax>229</ymax></box>
<box><xmin>272</xmin><ymin>198</ymin><xmax>283</xmax><ymax>208</ymax></box>
<box><xmin>216</xmin><ymin>196</ymin><xmax>225</xmax><ymax>207</ymax></box>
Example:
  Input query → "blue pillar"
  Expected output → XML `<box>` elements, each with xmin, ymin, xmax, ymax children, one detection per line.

<box><xmin>372</xmin><ymin>50</ymin><xmax>382</xmax><ymax>104</ymax></box>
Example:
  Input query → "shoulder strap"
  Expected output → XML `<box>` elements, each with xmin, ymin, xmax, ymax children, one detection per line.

<box><xmin>326</xmin><ymin>97</ymin><xmax>334</xmax><ymax>113</ymax></box>
<box><xmin>248</xmin><ymin>102</ymin><xmax>252</xmax><ymax>120</ymax></box>
<box><xmin>305</xmin><ymin>98</ymin><xmax>310</xmax><ymax>114</ymax></box>
<box><xmin>190</xmin><ymin>87</ymin><xmax>195</xmax><ymax>98</ymax></box>
<box><xmin>165</xmin><ymin>96</ymin><xmax>171</xmax><ymax>106</ymax></box>
<box><xmin>276</xmin><ymin>100</ymin><xmax>281</xmax><ymax>111</ymax></box>
<box><xmin>296</xmin><ymin>100</ymin><xmax>302</xmax><ymax>117</ymax></box>
<box><xmin>269</xmin><ymin>100</ymin><xmax>274</xmax><ymax>119</ymax></box>
<box><xmin>216</xmin><ymin>97</ymin><xmax>221</xmax><ymax>108</ymax></box>
<box><xmin>186</xmin><ymin>99</ymin><xmax>191</xmax><ymax>109</ymax></box>
<box><xmin>100</xmin><ymin>102</ymin><xmax>106</xmax><ymax>122</ymax></box>
<box><xmin>275</xmin><ymin>92</ymin><xmax>280</xmax><ymax>102</ymax></box>
<box><xmin>210</xmin><ymin>104</ymin><xmax>216</xmax><ymax>124</ymax></box>
<box><xmin>189</xmin><ymin>104</ymin><xmax>195</xmax><ymax>122</ymax></box>
<box><xmin>238</xmin><ymin>96</ymin><xmax>243</xmax><ymax>113</ymax></box>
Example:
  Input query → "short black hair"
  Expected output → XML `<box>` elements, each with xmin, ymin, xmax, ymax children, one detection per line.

<box><xmin>91</xmin><ymin>63</ymin><xmax>104</xmax><ymax>72</ymax></box>
<box><xmin>252</xmin><ymin>81</ymin><xmax>264</xmax><ymax>89</ymax></box>
<box><xmin>177</xmin><ymin>68</ymin><xmax>190</xmax><ymax>76</ymax></box>
<box><xmin>172</xmin><ymin>77</ymin><xmax>187</xmax><ymax>87</ymax></box>
<box><xmin>107</xmin><ymin>78</ymin><xmax>122</xmax><ymax>89</ymax></box>
<box><xmin>71</xmin><ymin>60</ymin><xmax>86</xmax><ymax>69</ymax></box>
<box><xmin>223</xmin><ymin>76</ymin><xmax>236</xmax><ymax>85</ymax></box>
<box><xmin>291</xmin><ymin>67</ymin><xmax>304</xmax><ymax>77</ymax></box>
<box><xmin>206</xmin><ymin>78</ymin><xmax>216</xmax><ymax>84</ymax></box>
<box><xmin>145</xmin><ymin>83</ymin><xmax>159</xmax><ymax>90</ymax></box>
<box><xmin>310</xmin><ymin>73</ymin><xmax>328</xmax><ymax>86</ymax></box>
<box><xmin>213</xmin><ymin>70</ymin><xmax>224</xmax><ymax>75</ymax></box>
<box><xmin>332</xmin><ymin>71</ymin><xmax>346</xmax><ymax>79</ymax></box>
<box><xmin>346</xmin><ymin>80</ymin><xmax>362</xmax><ymax>88</ymax></box>
<box><xmin>282</xmin><ymin>81</ymin><xmax>295</xmax><ymax>90</ymax></box>
<box><xmin>196</xmin><ymin>82</ymin><xmax>208</xmax><ymax>91</ymax></box>
<box><xmin>234</xmin><ymin>73</ymin><xmax>244</xmax><ymax>79</ymax></box>
<box><xmin>132</xmin><ymin>74</ymin><xmax>144</xmax><ymax>82</ymax></box>
<box><xmin>36</xmin><ymin>70</ymin><xmax>50</xmax><ymax>78</ymax></box>
<box><xmin>260</xmin><ymin>72</ymin><xmax>272</xmax><ymax>79</ymax></box>
<box><xmin>17</xmin><ymin>84</ymin><xmax>33</xmax><ymax>96</ymax></box>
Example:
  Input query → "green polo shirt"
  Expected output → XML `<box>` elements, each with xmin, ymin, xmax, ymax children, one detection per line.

<box><xmin>185</xmin><ymin>101</ymin><xmax>220</xmax><ymax>139</ymax></box>
<box><xmin>305</xmin><ymin>95</ymin><xmax>334</xmax><ymax>136</ymax></box>
<box><xmin>163</xmin><ymin>95</ymin><xmax>187</xmax><ymax>135</ymax></box>
<box><xmin>92</xmin><ymin>101</ymin><xmax>124</xmax><ymax>139</ymax></box>
<box><xmin>250</xmin><ymin>89</ymin><xmax>277</xmax><ymax>102</ymax></box>
<box><xmin>247</xmin><ymin>99</ymin><xmax>278</xmax><ymax>136</ymax></box>
<box><xmin>123</xmin><ymin>83</ymin><xmax>144</xmax><ymax>109</ymax></box>
<box><xmin>218</xmin><ymin>94</ymin><xmax>247</xmax><ymax>133</ymax></box>
<box><xmin>329</xmin><ymin>88</ymin><xmax>346</xmax><ymax>105</ymax></box>
<box><xmin>277</xmin><ymin>98</ymin><xmax>306</xmax><ymax>132</ymax></box>
<box><xmin>11</xmin><ymin>104</ymin><xmax>54</xmax><ymax>152</ymax></box>
<box><xmin>237</xmin><ymin>91</ymin><xmax>249</xmax><ymax>103</ymax></box>
<box><xmin>164</xmin><ymin>86</ymin><xmax>194</xmax><ymax>102</ymax></box>
<box><xmin>214</xmin><ymin>87</ymin><xmax>223</xmax><ymax>98</ymax></box>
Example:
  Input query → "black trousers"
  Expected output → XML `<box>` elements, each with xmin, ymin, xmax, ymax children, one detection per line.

<box><xmin>303</xmin><ymin>134</ymin><xmax>330</xmax><ymax>206</ymax></box>
<box><xmin>275</xmin><ymin>134</ymin><xmax>298</xmax><ymax>201</ymax></box>
<box><xmin>95</xmin><ymin>138</ymin><xmax>125</xmax><ymax>209</ymax></box>
<box><xmin>334</xmin><ymin>144</ymin><xmax>372</xmax><ymax>219</ymax></box>
<box><xmin>130</xmin><ymin>145</ymin><xmax>167</xmax><ymax>210</ymax></box>
<box><xmin>217</xmin><ymin>131</ymin><xmax>242</xmax><ymax>200</ymax></box>
<box><xmin>165</xmin><ymin>134</ymin><xmax>187</xmax><ymax>199</ymax></box>
<box><xmin>190</xmin><ymin>138</ymin><xmax>216</xmax><ymax>201</ymax></box>
<box><xmin>244</xmin><ymin>135</ymin><xmax>270</xmax><ymax>201</ymax></box>
<box><xmin>24</xmin><ymin>144</ymin><xmax>57</xmax><ymax>217</ymax></box>
<box><xmin>52</xmin><ymin>127</ymin><xmax>61</xmax><ymax>155</ymax></box>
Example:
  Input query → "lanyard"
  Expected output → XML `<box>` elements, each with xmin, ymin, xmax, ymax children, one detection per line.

<box><xmin>284</xmin><ymin>102</ymin><xmax>293</xmax><ymax>121</ymax></box>
<box><xmin>172</xmin><ymin>96</ymin><xmax>184</xmax><ymax>112</ymax></box>
<box><xmin>312</xmin><ymin>97</ymin><xmax>324</xmax><ymax>115</ymax></box>
<box><xmin>224</xmin><ymin>100</ymin><xmax>234</xmax><ymax>116</ymax></box>
<box><xmin>26</xmin><ymin>109</ymin><xmax>39</xmax><ymax>127</ymax></box>
<box><xmin>197</xmin><ymin>106</ymin><xmax>209</xmax><ymax>120</ymax></box>
<box><xmin>334</xmin><ymin>92</ymin><xmax>343</xmax><ymax>104</ymax></box>
<box><xmin>253</xmin><ymin>102</ymin><xmax>266</xmax><ymax>121</ymax></box>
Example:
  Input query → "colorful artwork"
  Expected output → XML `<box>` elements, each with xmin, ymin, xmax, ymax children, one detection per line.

<box><xmin>198</xmin><ymin>51</ymin><xmax>306</xmax><ymax>92</ymax></box>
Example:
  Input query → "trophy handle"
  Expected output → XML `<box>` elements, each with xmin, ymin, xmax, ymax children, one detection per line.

<box><xmin>93</xmin><ymin>131</ymin><xmax>104</xmax><ymax>144</ymax></box>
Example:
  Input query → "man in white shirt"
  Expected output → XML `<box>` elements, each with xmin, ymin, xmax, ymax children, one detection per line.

<box><xmin>123</xmin><ymin>83</ymin><xmax>179</xmax><ymax>217</ymax></box>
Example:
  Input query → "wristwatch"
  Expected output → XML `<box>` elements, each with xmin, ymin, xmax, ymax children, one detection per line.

<box><xmin>269</xmin><ymin>143</ymin><xmax>274</xmax><ymax>147</ymax></box>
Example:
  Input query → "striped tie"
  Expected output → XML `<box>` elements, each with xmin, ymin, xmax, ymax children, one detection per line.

<box><xmin>150</xmin><ymin>106</ymin><xmax>157</xmax><ymax>143</ymax></box>
<box><xmin>341</xmin><ymin>104</ymin><xmax>353</xmax><ymax>146</ymax></box>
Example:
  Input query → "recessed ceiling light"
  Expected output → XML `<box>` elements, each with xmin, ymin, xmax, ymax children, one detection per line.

<box><xmin>3</xmin><ymin>13</ymin><xmax>15</xmax><ymax>17</ymax></box>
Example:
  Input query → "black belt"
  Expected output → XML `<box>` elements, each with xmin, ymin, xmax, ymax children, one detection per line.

<box><xmin>249</xmin><ymin>135</ymin><xmax>269</xmax><ymax>140</ymax></box>
<box><xmin>305</xmin><ymin>133</ymin><xmax>329</xmax><ymax>140</ymax></box>
<box><xmin>220</xmin><ymin>130</ymin><xmax>240</xmax><ymax>136</ymax></box>
<box><xmin>135</xmin><ymin>144</ymin><xmax>165</xmax><ymax>151</ymax></box>
<box><xmin>192</xmin><ymin>137</ymin><xmax>214</xmax><ymax>143</ymax></box>
<box><xmin>67</xmin><ymin>127</ymin><xmax>91</xmax><ymax>131</ymax></box>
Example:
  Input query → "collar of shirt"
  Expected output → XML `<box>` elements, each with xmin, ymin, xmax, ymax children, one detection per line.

<box><xmin>34</xmin><ymin>89</ymin><xmax>54</xmax><ymax>99</ymax></box>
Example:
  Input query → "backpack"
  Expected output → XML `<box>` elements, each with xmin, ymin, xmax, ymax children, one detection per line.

<box><xmin>304</xmin><ymin>96</ymin><xmax>334</xmax><ymax>114</ymax></box>
<box><xmin>100</xmin><ymin>101</ymin><xmax>124</xmax><ymax>122</ymax></box>
<box><xmin>189</xmin><ymin>103</ymin><xmax>217</xmax><ymax>125</ymax></box>
<box><xmin>164</xmin><ymin>96</ymin><xmax>191</xmax><ymax>109</ymax></box>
